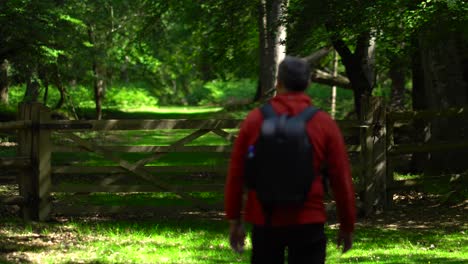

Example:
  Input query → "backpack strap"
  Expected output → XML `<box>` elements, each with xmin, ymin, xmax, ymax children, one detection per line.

<box><xmin>261</xmin><ymin>103</ymin><xmax>320</xmax><ymax>121</ymax></box>
<box><xmin>295</xmin><ymin>106</ymin><xmax>320</xmax><ymax>122</ymax></box>
<box><xmin>259</xmin><ymin>103</ymin><xmax>277</xmax><ymax>119</ymax></box>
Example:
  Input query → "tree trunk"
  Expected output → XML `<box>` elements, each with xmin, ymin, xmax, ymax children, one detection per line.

<box><xmin>23</xmin><ymin>69</ymin><xmax>40</xmax><ymax>103</ymax></box>
<box><xmin>331</xmin><ymin>51</ymin><xmax>338</xmax><ymax>119</ymax></box>
<box><xmin>23</xmin><ymin>79</ymin><xmax>40</xmax><ymax>103</ymax></box>
<box><xmin>255</xmin><ymin>0</ymin><xmax>287</xmax><ymax>101</ymax></box>
<box><xmin>38</xmin><ymin>68</ymin><xmax>49</xmax><ymax>105</ymax></box>
<box><xmin>330</xmin><ymin>32</ymin><xmax>375</xmax><ymax>118</ymax></box>
<box><xmin>120</xmin><ymin>56</ymin><xmax>130</xmax><ymax>83</ymax></box>
<box><xmin>409</xmin><ymin>38</ymin><xmax>429</xmax><ymax>173</ymax></box>
<box><xmin>0</xmin><ymin>59</ymin><xmax>8</xmax><ymax>104</ymax></box>
<box><xmin>88</xmin><ymin>25</ymin><xmax>105</xmax><ymax>120</ymax></box>
<box><xmin>418</xmin><ymin>26</ymin><xmax>468</xmax><ymax>174</ymax></box>
<box><xmin>53</xmin><ymin>67</ymin><xmax>66</xmax><ymax>110</ymax></box>
<box><xmin>93</xmin><ymin>63</ymin><xmax>105</xmax><ymax>120</ymax></box>
<box><xmin>389</xmin><ymin>60</ymin><xmax>406</xmax><ymax>111</ymax></box>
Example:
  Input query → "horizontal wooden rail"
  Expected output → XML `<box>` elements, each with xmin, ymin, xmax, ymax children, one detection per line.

<box><xmin>386</xmin><ymin>175</ymin><xmax>462</xmax><ymax>190</ymax></box>
<box><xmin>390</xmin><ymin>140</ymin><xmax>468</xmax><ymax>156</ymax></box>
<box><xmin>0</xmin><ymin>157</ymin><xmax>30</xmax><ymax>168</ymax></box>
<box><xmin>0</xmin><ymin>195</ymin><xmax>25</xmax><ymax>205</ymax></box>
<box><xmin>53</xmin><ymin>144</ymin><xmax>361</xmax><ymax>153</ymax></box>
<box><xmin>51</xmin><ymin>184</ymin><xmax>224</xmax><ymax>193</ymax></box>
<box><xmin>53</xmin><ymin>204</ymin><xmax>223</xmax><ymax>216</ymax></box>
<box><xmin>52</xmin><ymin>145</ymin><xmax>233</xmax><ymax>153</ymax></box>
<box><xmin>347</xmin><ymin>145</ymin><xmax>361</xmax><ymax>153</ymax></box>
<box><xmin>52</xmin><ymin>165</ymin><xmax>227</xmax><ymax>174</ymax></box>
<box><xmin>41</xmin><ymin>119</ymin><xmax>243</xmax><ymax>131</ymax></box>
<box><xmin>42</xmin><ymin>119</ymin><xmax>365</xmax><ymax>134</ymax></box>
<box><xmin>0</xmin><ymin>121</ymin><xmax>31</xmax><ymax>131</ymax></box>
<box><xmin>388</xmin><ymin>106</ymin><xmax>468</xmax><ymax>122</ymax></box>
<box><xmin>0</xmin><ymin>175</ymin><xmax>16</xmax><ymax>183</ymax></box>
<box><xmin>336</xmin><ymin>120</ymin><xmax>365</xmax><ymax>128</ymax></box>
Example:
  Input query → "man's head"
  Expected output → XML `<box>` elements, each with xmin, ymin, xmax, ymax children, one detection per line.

<box><xmin>276</xmin><ymin>56</ymin><xmax>311</xmax><ymax>93</ymax></box>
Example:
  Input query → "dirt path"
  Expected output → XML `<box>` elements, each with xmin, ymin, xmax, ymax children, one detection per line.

<box><xmin>358</xmin><ymin>191</ymin><xmax>467</xmax><ymax>231</ymax></box>
<box><xmin>2</xmin><ymin>181</ymin><xmax>466</xmax><ymax>228</ymax></box>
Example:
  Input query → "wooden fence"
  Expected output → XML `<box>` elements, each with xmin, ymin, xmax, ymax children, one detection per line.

<box><xmin>2</xmin><ymin>99</ymin><xmax>466</xmax><ymax>221</ymax></box>
<box><xmin>386</xmin><ymin>105</ymin><xmax>468</xmax><ymax>200</ymax></box>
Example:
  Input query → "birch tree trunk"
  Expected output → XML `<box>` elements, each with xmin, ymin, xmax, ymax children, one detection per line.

<box><xmin>255</xmin><ymin>0</ymin><xmax>287</xmax><ymax>101</ymax></box>
<box><xmin>331</xmin><ymin>51</ymin><xmax>338</xmax><ymax>119</ymax></box>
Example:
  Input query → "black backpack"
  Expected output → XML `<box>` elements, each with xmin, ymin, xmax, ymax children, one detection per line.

<box><xmin>244</xmin><ymin>103</ymin><xmax>320</xmax><ymax>222</ymax></box>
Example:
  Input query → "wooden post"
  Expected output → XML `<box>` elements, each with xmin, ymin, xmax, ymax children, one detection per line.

<box><xmin>17</xmin><ymin>102</ymin><xmax>52</xmax><ymax>221</ymax></box>
<box><xmin>371</xmin><ymin>98</ymin><xmax>387</xmax><ymax>210</ymax></box>
<box><xmin>385</xmin><ymin>116</ymin><xmax>395</xmax><ymax>208</ymax></box>
<box><xmin>360</xmin><ymin>96</ymin><xmax>386</xmax><ymax>215</ymax></box>
<box><xmin>359</xmin><ymin>96</ymin><xmax>373</xmax><ymax>215</ymax></box>
<box><xmin>17</xmin><ymin>103</ymin><xmax>33</xmax><ymax>220</ymax></box>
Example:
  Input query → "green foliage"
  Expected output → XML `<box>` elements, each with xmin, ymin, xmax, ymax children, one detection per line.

<box><xmin>306</xmin><ymin>84</ymin><xmax>354</xmax><ymax>119</ymax></box>
<box><xmin>1</xmin><ymin>0</ymin><xmax>467</xmax><ymax>112</ymax></box>
<box><xmin>190</xmin><ymin>78</ymin><xmax>256</xmax><ymax>106</ymax></box>
<box><xmin>104</xmin><ymin>82</ymin><xmax>159</xmax><ymax>109</ymax></box>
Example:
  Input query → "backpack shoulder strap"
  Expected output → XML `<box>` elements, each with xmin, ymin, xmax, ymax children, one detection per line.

<box><xmin>259</xmin><ymin>102</ymin><xmax>277</xmax><ymax>119</ymax></box>
<box><xmin>295</xmin><ymin>106</ymin><xmax>320</xmax><ymax>122</ymax></box>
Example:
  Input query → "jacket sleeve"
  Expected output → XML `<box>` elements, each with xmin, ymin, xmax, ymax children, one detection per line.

<box><xmin>224</xmin><ymin>113</ymin><xmax>255</xmax><ymax>220</ymax></box>
<box><xmin>325</xmin><ymin>118</ymin><xmax>356</xmax><ymax>233</ymax></box>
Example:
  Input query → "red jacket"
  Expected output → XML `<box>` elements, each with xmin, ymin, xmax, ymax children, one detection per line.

<box><xmin>224</xmin><ymin>92</ymin><xmax>356</xmax><ymax>232</ymax></box>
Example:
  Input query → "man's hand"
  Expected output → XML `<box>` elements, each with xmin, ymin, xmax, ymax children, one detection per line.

<box><xmin>337</xmin><ymin>229</ymin><xmax>353</xmax><ymax>253</ymax></box>
<box><xmin>229</xmin><ymin>220</ymin><xmax>246</xmax><ymax>254</ymax></box>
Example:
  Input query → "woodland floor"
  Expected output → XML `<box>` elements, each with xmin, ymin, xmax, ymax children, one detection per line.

<box><xmin>0</xmin><ymin>183</ymin><xmax>466</xmax><ymax>263</ymax></box>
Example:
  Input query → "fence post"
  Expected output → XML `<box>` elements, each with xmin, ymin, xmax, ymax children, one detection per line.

<box><xmin>17</xmin><ymin>103</ymin><xmax>33</xmax><ymax>220</ymax></box>
<box><xmin>371</xmin><ymin>98</ymin><xmax>387</xmax><ymax>210</ymax></box>
<box><xmin>17</xmin><ymin>102</ymin><xmax>52</xmax><ymax>221</ymax></box>
<box><xmin>385</xmin><ymin>115</ymin><xmax>395</xmax><ymax>208</ymax></box>
<box><xmin>360</xmin><ymin>96</ymin><xmax>387</xmax><ymax>215</ymax></box>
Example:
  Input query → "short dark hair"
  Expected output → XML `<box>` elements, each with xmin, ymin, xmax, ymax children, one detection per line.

<box><xmin>277</xmin><ymin>56</ymin><xmax>311</xmax><ymax>92</ymax></box>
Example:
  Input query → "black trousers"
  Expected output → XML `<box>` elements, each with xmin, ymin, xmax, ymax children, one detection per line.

<box><xmin>251</xmin><ymin>224</ymin><xmax>326</xmax><ymax>264</ymax></box>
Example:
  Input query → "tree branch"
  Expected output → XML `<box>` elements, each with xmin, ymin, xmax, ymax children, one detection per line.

<box><xmin>303</xmin><ymin>46</ymin><xmax>333</xmax><ymax>66</ymax></box>
<box><xmin>310</xmin><ymin>68</ymin><xmax>351</xmax><ymax>89</ymax></box>
<box><xmin>330</xmin><ymin>38</ymin><xmax>353</xmax><ymax>62</ymax></box>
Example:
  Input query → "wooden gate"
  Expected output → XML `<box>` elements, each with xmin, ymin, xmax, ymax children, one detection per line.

<box><xmin>1</xmin><ymin>100</ymin><xmax>391</xmax><ymax>220</ymax></box>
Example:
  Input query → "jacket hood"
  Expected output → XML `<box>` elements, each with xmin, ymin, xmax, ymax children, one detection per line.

<box><xmin>270</xmin><ymin>92</ymin><xmax>313</xmax><ymax>115</ymax></box>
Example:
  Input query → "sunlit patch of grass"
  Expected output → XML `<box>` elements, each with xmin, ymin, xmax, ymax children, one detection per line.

<box><xmin>394</xmin><ymin>173</ymin><xmax>422</xmax><ymax>181</ymax></box>
<box><xmin>119</xmin><ymin>106</ymin><xmax>223</xmax><ymax>114</ymax></box>
<box><xmin>1</xmin><ymin>219</ymin><xmax>466</xmax><ymax>264</ymax></box>
<box><xmin>333</xmin><ymin>228</ymin><xmax>468</xmax><ymax>263</ymax></box>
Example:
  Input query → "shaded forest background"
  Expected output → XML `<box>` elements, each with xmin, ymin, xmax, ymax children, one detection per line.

<box><xmin>1</xmin><ymin>0</ymin><xmax>467</xmax><ymax>172</ymax></box>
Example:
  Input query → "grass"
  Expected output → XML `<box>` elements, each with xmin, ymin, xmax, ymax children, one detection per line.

<box><xmin>394</xmin><ymin>173</ymin><xmax>422</xmax><ymax>181</ymax></box>
<box><xmin>0</xmin><ymin>218</ymin><xmax>466</xmax><ymax>264</ymax></box>
<box><xmin>343</xmin><ymin>228</ymin><xmax>467</xmax><ymax>264</ymax></box>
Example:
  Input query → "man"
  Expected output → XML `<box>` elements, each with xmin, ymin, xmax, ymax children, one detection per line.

<box><xmin>224</xmin><ymin>56</ymin><xmax>356</xmax><ymax>263</ymax></box>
